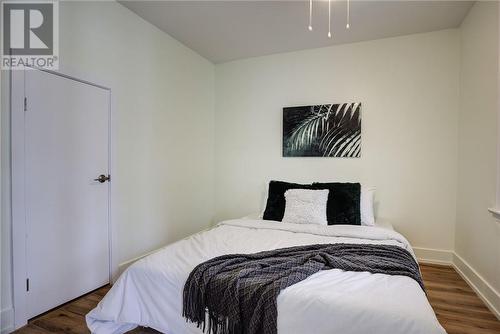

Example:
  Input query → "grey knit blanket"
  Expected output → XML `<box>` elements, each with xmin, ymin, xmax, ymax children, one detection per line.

<box><xmin>183</xmin><ymin>243</ymin><xmax>424</xmax><ymax>334</ymax></box>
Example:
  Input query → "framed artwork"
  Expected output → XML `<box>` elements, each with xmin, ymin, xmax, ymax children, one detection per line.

<box><xmin>283</xmin><ymin>103</ymin><xmax>361</xmax><ymax>157</ymax></box>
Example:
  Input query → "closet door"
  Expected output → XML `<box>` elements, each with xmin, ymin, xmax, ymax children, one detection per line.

<box><xmin>24</xmin><ymin>69</ymin><xmax>110</xmax><ymax>319</ymax></box>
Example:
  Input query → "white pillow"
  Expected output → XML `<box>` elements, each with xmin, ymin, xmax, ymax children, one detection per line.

<box><xmin>282</xmin><ymin>189</ymin><xmax>329</xmax><ymax>225</ymax></box>
<box><xmin>361</xmin><ymin>187</ymin><xmax>376</xmax><ymax>226</ymax></box>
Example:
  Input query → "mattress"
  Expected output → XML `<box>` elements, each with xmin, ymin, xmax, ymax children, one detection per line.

<box><xmin>87</xmin><ymin>219</ymin><xmax>445</xmax><ymax>334</ymax></box>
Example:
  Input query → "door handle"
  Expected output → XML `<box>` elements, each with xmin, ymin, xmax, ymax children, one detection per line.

<box><xmin>94</xmin><ymin>174</ymin><xmax>110</xmax><ymax>183</ymax></box>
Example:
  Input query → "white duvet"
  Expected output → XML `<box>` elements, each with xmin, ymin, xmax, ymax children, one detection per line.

<box><xmin>87</xmin><ymin>219</ymin><xmax>446</xmax><ymax>334</ymax></box>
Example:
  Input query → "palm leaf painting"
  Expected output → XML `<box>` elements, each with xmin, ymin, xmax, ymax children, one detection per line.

<box><xmin>283</xmin><ymin>103</ymin><xmax>361</xmax><ymax>157</ymax></box>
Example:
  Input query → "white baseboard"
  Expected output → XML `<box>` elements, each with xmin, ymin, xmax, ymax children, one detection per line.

<box><xmin>413</xmin><ymin>247</ymin><xmax>454</xmax><ymax>265</ymax></box>
<box><xmin>1</xmin><ymin>307</ymin><xmax>14</xmax><ymax>334</ymax></box>
<box><xmin>452</xmin><ymin>253</ymin><xmax>500</xmax><ymax>320</ymax></box>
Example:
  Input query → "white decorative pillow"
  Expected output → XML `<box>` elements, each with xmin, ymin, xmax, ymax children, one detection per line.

<box><xmin>282</xmin><ymin>189</ymin><xmax>329</xmax><ymax>225</ymax></box>
<box><xmin>361</xmin><ymin>187</ymin><xmax>376</xmax><ymax>226</ymax></box>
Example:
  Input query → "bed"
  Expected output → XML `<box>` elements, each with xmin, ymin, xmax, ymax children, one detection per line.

<box><xmin>86</xmin><ymin>218</ymin><xmax>446</xmax><ymax>334</ymax></box>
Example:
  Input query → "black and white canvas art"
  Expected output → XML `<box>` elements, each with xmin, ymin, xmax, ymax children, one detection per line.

<box><xmin>283</xmin><ymin>103</ymin><xmax>361</xmax><ymax>157</ymax></box>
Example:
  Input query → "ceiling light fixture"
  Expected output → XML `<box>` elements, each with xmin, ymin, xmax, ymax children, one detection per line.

<box><xmin>328</xmin><ymin>0</ymin><xmax>332</xmax><ymax>38</ymax></box>
<box><xmin>346</xmin><ymin>0</ymin><xmax>350</xmax><ymax>29</ymax></box>
<box><xmin>308</xmin><ymin>0</ymin><xmax>313</xmax><ymax>31</ymax></box>
<box><xmin>307</xmin><ymin>0</ymin><xmax>351</xmax><ymax>37</ymax></box>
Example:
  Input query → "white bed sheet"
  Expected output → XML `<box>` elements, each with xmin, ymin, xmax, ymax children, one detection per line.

<box><xmin>87</xmin><ymin>219</ymin><xmax>445</xmax><ymax>334</ymax></box>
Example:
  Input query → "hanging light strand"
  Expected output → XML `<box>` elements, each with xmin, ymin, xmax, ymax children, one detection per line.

<box><xmin>308</xmin><ymin>0</ymin><xmax>313</xmax><ymax>31</ymax></box>
<box><xmin>346</xmin><ymin>0</ymin><xmax>350</xmax><ymax>29</ymax></box>
<box><xmin>307</xmin><ymin>0</ymin><xmax>352</xmax><ymax>38</ymax></box>
<box><xmin>328</xmin><ymin>0</ymin><xmax>332</xmax><ymax>38</ymax></box>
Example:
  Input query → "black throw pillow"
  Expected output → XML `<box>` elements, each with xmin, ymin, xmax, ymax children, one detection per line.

<box><xmin>262</xmin><ymin>180</ymin><xmax>361</xmax><ymax>225</ymax></box>
<box><xmin>262</xmin><ymin>181</ymin><xmax>314</xmax><ymax>221</ymax></box>
<box><xmin>312</xmin><ymin>182</ymin><xmax>361</xmax><ymax>225</ymax></box>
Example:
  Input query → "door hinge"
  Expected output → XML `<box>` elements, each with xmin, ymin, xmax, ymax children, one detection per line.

<box><xmin>23</xmin><ymin>97</ymin><xmax>27</xmax><ymax>111</ymax></box>
<box><xmin>26</xmin><ymin>278</ymin><xmax>29</xmax><ymax>292</ymax></box>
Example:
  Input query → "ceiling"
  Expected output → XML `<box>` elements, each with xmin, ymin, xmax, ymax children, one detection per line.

<box><xmin>120</xmin><ymin>1</ymin><xmax>474</xmax><ymax>63</ymax></box>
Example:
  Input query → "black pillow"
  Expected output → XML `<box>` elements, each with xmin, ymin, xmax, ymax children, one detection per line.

<box><xmin>262</xmin><ymin>181</ymin><xmax>314</xmax><ymax>221</ymax></box>
<box><xmin>312</xmin><ymin>182</ymin><xmax>361</xmax><ymax>225</ymax></box>
<box><xmin>262</xmin><ymin>180</ymin><xmax>361</xmax><ymax>225</ymax></box>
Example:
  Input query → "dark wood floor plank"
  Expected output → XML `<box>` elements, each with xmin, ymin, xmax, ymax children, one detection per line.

<box><xmin>29</xmin><ymin>310</ymin><xmax>89</xmax><ymax>334</ymax></box>
<box><xmin>12</xmin><ymin>325</ymin><xmax>50</xmax><ymax>334</ymax></box>
<box><xmin>61</xmin><ymin>296</ymin><xmax>100</xmax><ymax>317</ymax></box>
<box><xmin>420</xmin><ymin>263</ymin><xmax>500</xmax><ymax>334</ymax></box>
<box><xmin>13</xmin><ymin>263</ymin><xmax>500</xmax><ymax>333</ymax></box>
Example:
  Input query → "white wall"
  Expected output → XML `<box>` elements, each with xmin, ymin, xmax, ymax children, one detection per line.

<box><xmin>456</xmin><ymin>1</ymin><xmax>500</xmax><ymax>312</ymax></box>
<box><xmin>214</xmin><ymin>30</ymin><xmax>460</xmax><ymax>252</ymax></box>
<box><xmin>1</xmin><ymin>68</ymin><xmax>9</xmax><ymax>333</ymax></box>
<box><xmin>1</xmin><ymin>1</ymin><xmax>215</xmax><ymax>331</ymax></box>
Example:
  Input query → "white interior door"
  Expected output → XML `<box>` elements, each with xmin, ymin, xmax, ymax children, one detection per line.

<box><xmin>24</xmin><ymin>69</ymin><xmax>110</xmax><ymax>319</ymax></box>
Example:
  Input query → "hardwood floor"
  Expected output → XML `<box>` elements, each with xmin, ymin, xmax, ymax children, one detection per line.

<box><xmin>13</xmin><ymin>286</ymin><xmax>158</xmax><ymax>334</ymax></box>
<box><xmin>13</xmin><ymin>263</ymin><xmax>500</xmax><ymax>334</ymax></box>
<box><xmin>421</xmin><ymin>263</ymin><xmax>500</xmax><ymax>334</ymax></box>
